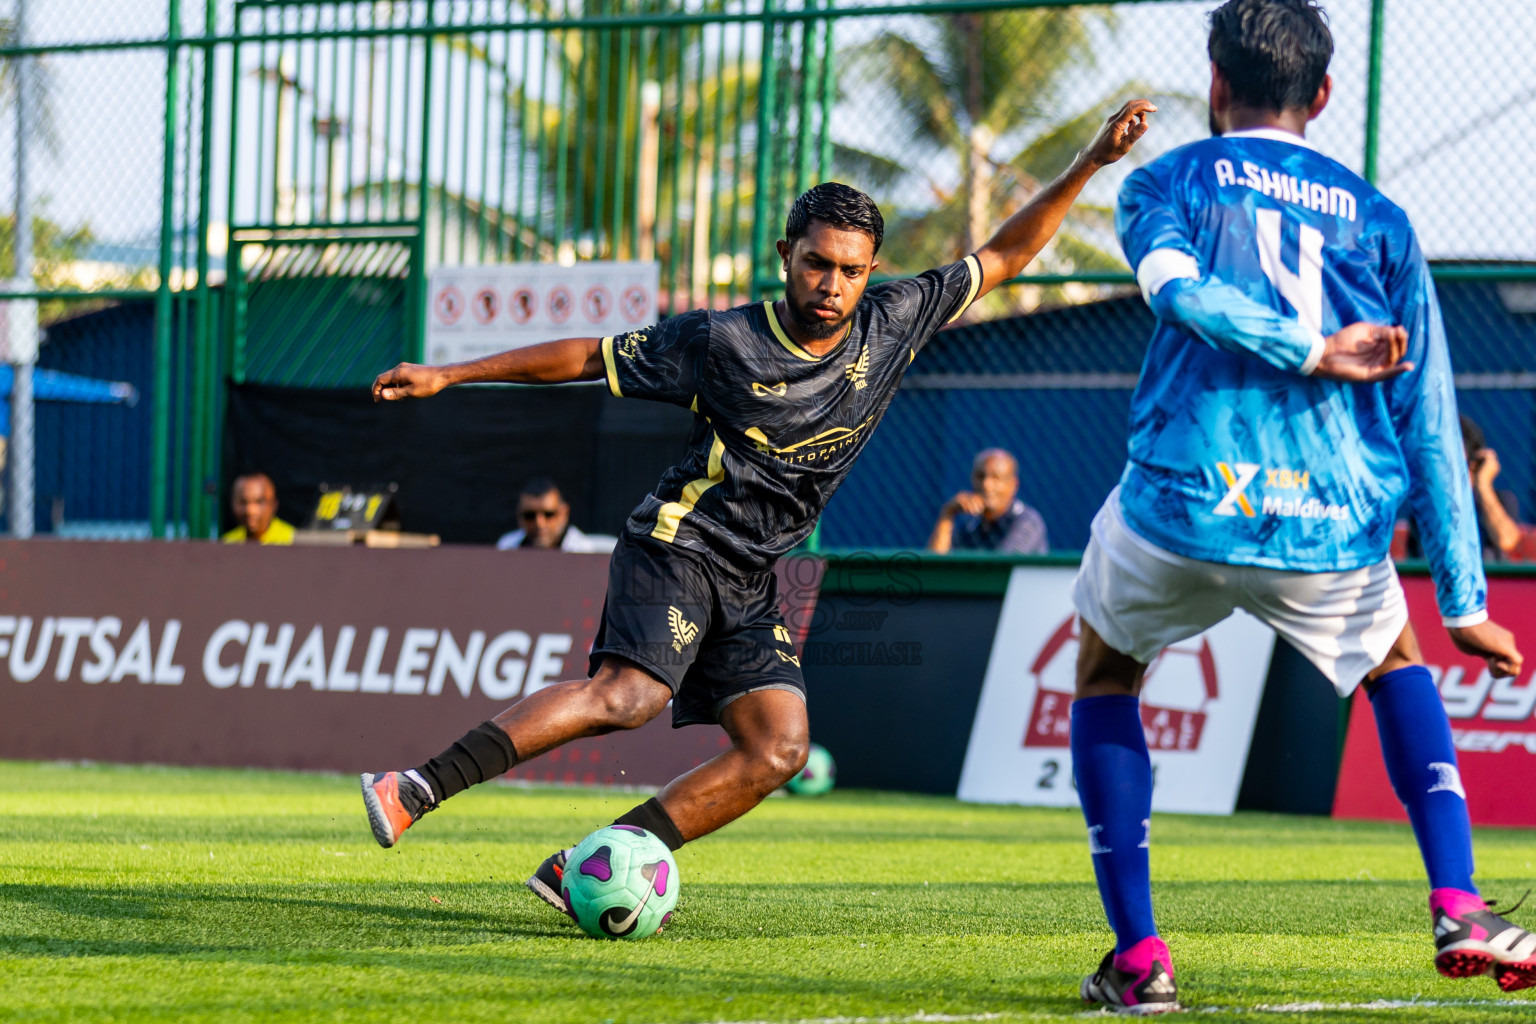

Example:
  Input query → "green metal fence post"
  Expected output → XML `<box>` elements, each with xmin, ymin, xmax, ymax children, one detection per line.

<box><xmin>1362</xmin><ymin>0</ymin><xmax>1386</xmax><ymax>184</ymax></box>
<box><xmin>412</xmin><ymin>2</ymin><xmax>437</xmax><ymax>361</ymax></box>
<box><xmin>794</xmin><ymin>4</ymin><xmax>814</xmax><ymax>193</ymax></box>
<box><xmin>151</xmin><ymin>0</ymin><xmax>183</xmax><ymax>539</ymax></box>
<box><xmin>190</xmin><ymin>0</ymin><xmax>218</xmax><ymax>538</ymax></box>
<box><xmin>229</xmin><ymin>240</ymin><xmax>248</xmax><ymax>383</ymax></box>
<box><xmin>749</xmin><ymin>0</ymin><xmax>778</xmax><ymax>302</ymax></box>
<box><xmin>818</xmin><ymin>0</ymin><xmax>834</xmax><ymax>180</ymax></box>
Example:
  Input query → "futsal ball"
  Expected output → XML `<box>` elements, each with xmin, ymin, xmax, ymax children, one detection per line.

<box><xmin>787</xmin><ymin>742</ymin><xmax>836</xmax><ymax>796</ymax></box>
<box><xmin>561</xmin><ymin>824</ymin><xmax>680</xmax><ymax>940</ymax></box>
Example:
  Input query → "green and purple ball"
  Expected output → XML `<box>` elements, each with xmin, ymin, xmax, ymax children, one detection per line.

<box><xmin>787</xmin><ymin>742</ymin><xmax>836</xmax><ymax>796</ymax></box>
<box><xmin>561</xmin><ymin>824</ymin><xmax>680</xmax><ymax>939</ymax></box>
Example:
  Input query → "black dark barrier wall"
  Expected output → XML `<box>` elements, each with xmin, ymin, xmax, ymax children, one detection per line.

<box><xmin>802</xmin><ymin>555</ymin><xmax>1350</xmax><ymax>807</ymax></box>
<box><xmin>224</xmin><ymin>384</ymin><xmax>693</xmax><ymax>542</ymax></box>
<box><xmin>800</xmin><ymin>591</ymin><xmax>1005</xmax><ymax>795</ymax></box>
<box><xmin>1235</xmin><ymin>638</ymin><xmax>1350</xmax><ymax>816</ymax></box>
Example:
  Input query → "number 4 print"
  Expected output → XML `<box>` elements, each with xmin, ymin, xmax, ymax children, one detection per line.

<box><xmin>1255</xmin><ymin>207</ymin><xmax>1324</xmax><ymax>333</ymax></box>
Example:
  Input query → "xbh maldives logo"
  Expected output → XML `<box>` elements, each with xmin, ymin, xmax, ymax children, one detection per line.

<box><xmin>1213</xmin><ymin>460</ymin><xmax>1350</xmax><ymax>522</ymax></box>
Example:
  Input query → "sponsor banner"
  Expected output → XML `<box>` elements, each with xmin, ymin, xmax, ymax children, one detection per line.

<box><xmin>957</xmin><ymin>567</ymin><xmax>1275</xmax><ymax>815</ymax></box>
<box><xmin>0</xmin><ymin>541</ymin><xmax>821</xmax><ymax>786</ymax></box>
<box><xmin>1333</xmin><ymin>575</ymin><xmax>1536</xmax><ymax>828</ymax></box>
<box><xmin>427</xmin><ymin>261</ymin><xmax>660</xmax><ymax>365</ymax></box>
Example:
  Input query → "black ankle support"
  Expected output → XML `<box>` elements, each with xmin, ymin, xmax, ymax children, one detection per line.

<box><xmin>614</xmin><ymin>796</ymin><xmax>686</xmax><ymax>852</ymax></box>
<box><xmin>414</xmin><ymin>721</ymin><xmax>518</xmax><ymax>803</ymax></box>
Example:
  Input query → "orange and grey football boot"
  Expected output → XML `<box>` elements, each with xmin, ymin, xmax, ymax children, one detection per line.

<box><xmin>360</xmin><ymin>770</ymin><xmax>436</xmax><ymax>848</ymax></box>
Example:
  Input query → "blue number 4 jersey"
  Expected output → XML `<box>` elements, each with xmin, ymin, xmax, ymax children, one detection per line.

<box><xmin>1114</xmin><ymin>127</ymin><xmax>1485</xmax><ymax>625</ymax></box>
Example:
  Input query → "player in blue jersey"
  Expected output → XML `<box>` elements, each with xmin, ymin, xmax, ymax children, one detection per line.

<box><xmin>1070</xmin><ymin>0</ymin><xmax>1533</xmax><ymax>1013</ymax></box>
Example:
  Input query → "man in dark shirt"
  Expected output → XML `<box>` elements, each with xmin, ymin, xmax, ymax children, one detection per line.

<box><xmin>359</xmin><ymin>100</ymin><xmax>1153</xmax><ymax>916</ymax></box>
<box><xmin>495</xmin><ymin>476</ymin><xmax>617</xmax><ymax>553</ymax></box>
<box><xmin>928</xmin><ymin>448</ymin><xmax>1048</xmax><ymax>554</ymax></box>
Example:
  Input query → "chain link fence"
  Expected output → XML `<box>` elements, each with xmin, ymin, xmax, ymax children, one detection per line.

<box><xmin>819</xmin><ymin>0</ymin><xmax>1536</xmax><ymax>554</ymax></box>
<box><xmin>0</xmin><ymin>0</ymin><xmax>213</xmax><ymax>538</ymax></box>
<box><xmin>1</xmin><ymin>0</ymin><xmax>1534</xmax><ymax>550</ymax></box>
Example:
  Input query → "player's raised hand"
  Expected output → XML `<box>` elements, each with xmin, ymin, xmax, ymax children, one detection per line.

<box><xmin>1312</xmin><ymin>322</ymin><xmax>1413</xmax><ymax>383</ymax></box>
<box><xmin>1083</xmin><ymin>99</ymin><xmax>1156</xmax><ymax>167</ymax></box>
<box><xmin>373</xmin><ymin>362</ymin><xmax>448</xmax><ymax>402</ymax></box>
<box><xmin>1447</xmin><ymin>619</ymin><xmax>1523</xmax><ymax>679</ymax></box>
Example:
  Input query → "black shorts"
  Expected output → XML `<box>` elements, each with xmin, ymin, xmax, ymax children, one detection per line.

<box><xmin>589</xmin><ymin>532</ymin><xmax>806</xmax><ymax>727</ymax></box>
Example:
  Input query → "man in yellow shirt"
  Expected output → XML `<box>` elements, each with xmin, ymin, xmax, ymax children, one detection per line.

<box><xmin>221</xmin><ymin>473</ymin><xmax>296</xmax><ymax>544</ymax></box>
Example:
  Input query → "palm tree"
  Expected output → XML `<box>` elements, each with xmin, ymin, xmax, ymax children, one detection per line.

<box><xmin>431</xmin><ymin>1</ymin><xmax>761</xmax><ymax>309</ymax></box>
<box><xmin>839</xmin><ymin>9</ymin><xmax>1155</xmax><ymax>312</ymax></box>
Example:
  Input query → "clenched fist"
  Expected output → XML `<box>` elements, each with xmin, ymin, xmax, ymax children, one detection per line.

<box><xmin>373</xmin><ymin>363</ymin><xmax>448</xmax><ymax>402</ymax></box>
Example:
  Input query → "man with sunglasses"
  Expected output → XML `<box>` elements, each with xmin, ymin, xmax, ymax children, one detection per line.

<box><xmin>495</xmin><ymin>476</ymin><xmax>617</xmax><ymax>553</ymax></box>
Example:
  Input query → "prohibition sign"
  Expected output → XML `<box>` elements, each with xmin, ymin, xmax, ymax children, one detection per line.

<box><xmin>434</xmin><ymin>284</ymin><xmax>465</xmax><ymax>325</ymax></box>
<box><xmin>620</xmin><ymin>284</ymin><xmax>650</xmax><ymax>323</ymax></box>
<box><xmin>509</xmin><ymin>287</ymin><xmax>537</xmax><ymax>324</ymax></box>
<box><xmin>471</xmin><ymin>287</ymin><xmax>500</xmax><ymax>325</ymax></box>
<box><xmin>548</xmin><ymin>285</ymin><xmax>575</xmax><ymax>325</ymax></box>
<box><xmin>583</xmin><ymin>284</ymin><xmax>614</xmax><ymax>323</ymax></box>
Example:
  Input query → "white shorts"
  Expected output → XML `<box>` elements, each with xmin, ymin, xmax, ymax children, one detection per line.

<box><xmin>1071</xmin><ymin>490</ymin><xmax>1408</xmax><ymax>697</ymax></box>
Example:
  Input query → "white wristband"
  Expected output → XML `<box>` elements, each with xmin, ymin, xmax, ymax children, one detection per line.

<box><xmin>1299</xmin><ymin>329</ymin><xmax>1327</xmax><ymax>376</ymax></box>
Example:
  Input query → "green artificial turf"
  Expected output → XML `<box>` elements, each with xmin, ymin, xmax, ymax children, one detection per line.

<box><xmin>2</xmin><ymin>761</ymin><xmax>1535</xmax><ymax>1023</ymax></box>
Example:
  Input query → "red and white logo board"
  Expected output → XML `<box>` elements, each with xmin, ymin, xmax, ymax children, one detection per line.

<box><xmin>957</xmin><ymin>567</ymin><xmax>1276</xmax><ymax>815</ymax></box>
<box><xmin>427</xmin><ymin>261</ymin><xmax>659</xmax><ymax>365</ymax></box>
<box><xmin>1333</xmin><ymin>575</ymin><xmax>1536</xmax><ymax>828</ymax></box>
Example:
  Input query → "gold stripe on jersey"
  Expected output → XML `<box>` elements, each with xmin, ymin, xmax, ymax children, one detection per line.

<box><xmin>653</xmin><ymin>432</ymin><xmax>726</xmax><ymax>544</ymax></box>
<box><xmin>947</xmin><ymin>254</ymin><xmax>984</xmax><ymax>324</ymax></box>
<box><xmin>601</xmin><ymin>336</ymin><xmax>623</xmax><ymax>397</ymax></box>
<box><xmin>763</xmin><ymin>302</ymin><xmax>819</xmax><ymax>361</ymax></box>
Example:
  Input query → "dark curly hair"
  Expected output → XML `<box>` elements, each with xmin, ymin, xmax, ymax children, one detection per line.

<box><xmin>1208</xmin><ymin>0</ymin><xmax>1333</xmax><ymax>112</ymax></box>
<box><xmin>784</xmin><ymin>182</ymin><xmax>884</xmax><ymax>255</ymax></box>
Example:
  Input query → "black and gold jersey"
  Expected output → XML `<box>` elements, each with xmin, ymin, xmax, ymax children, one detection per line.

<box><xmin>600</xmin><ymin>255</ymin><xmax>983</xmax><ymax>573</ymax></box>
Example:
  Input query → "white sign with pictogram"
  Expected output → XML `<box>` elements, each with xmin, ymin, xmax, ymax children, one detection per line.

<box><xmin>427</xmin><ymin>261</ymin><xmax>660</xmax><ymax>365</ymax></box>
<box><xmin>957</xmin><ymin>567</ymin><xmax>1274</xmax><ymax>815</ymax></box>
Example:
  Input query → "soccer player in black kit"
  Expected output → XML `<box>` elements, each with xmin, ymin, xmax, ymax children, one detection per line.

<box><xmin>362</xmin><ymin>100</ymin><xmax>1154</xmax><ymax>913</ymax></box>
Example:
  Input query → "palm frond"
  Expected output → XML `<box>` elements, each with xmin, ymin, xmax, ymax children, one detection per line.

<box><xmin>841</xmin><ymin>32</ymin><xmax>961</xmax><ymax>150</ymax></box>
<box><xmin>830</xmin><ymin>143</ymin><xmax>909</xmax><ymax>191</ymax></box>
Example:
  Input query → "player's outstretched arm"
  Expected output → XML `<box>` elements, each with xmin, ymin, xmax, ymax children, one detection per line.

<box><xmin>971</xmin><ymin>99</ymin><xmax>1154</xmax><ymax>301</ymax></box>
<box><xmin>372</xmin><ymin>337</ymin><xmax>605</xmax><ymax>401</ymax></box>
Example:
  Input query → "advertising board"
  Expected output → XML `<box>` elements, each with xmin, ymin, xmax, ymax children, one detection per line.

<box><xmin>957</xmin><ymin>566</ymin><xmax>1275</xmax><ymax>814</ymax></box>
<box><xmin>0</xmin><ymin>542</ymin><xmax>821</xmax><ymax>787</ymax></box>
<box><xmin>1333</xmin><ymin>574</ymin><xmax>1536</xmax><ymax>827</ymax></box>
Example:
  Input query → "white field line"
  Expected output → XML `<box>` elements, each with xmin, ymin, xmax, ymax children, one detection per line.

<box><xmin>1233</xmin><ymin>999</ymin><xmax>1523</xmax><ymax>1013</ymax></box>
<box><xmin>676</xmin><ymin>1015</ymin><xmax>1007</xmax><ymax>1024</ymax></box>
<box><xmin>675</xmin><ymin>999</ymin><xmax>1526</xmax><ymax>1024</ymax></box>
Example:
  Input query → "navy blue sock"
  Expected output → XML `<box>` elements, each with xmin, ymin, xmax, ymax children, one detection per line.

<box><xmin>1071</xmin><ymin>694</ymin><xmax>1157</xmax><ymax>952</ymax></box>
<box><xmin>1367</xmin><ymin>665</ymin><xmax>1476</xmax><ymax>894</ymax></box>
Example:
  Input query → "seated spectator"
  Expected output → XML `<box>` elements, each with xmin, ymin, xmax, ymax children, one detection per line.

<box><xmin>221</xmin><ymin>473</ymin><xmax>295</xmax><ymax>545</ymax></box>
<box><xmin>1396</xmin><ymin>415</ymin><xmax>1535</xmax><ymax>562</ymax></box>
<box><xmin>927</xmin><ymin>448</ymin><xmax>1048</xmax><ymax>555</ymax></box>
<box><xmin>497</xmin><ymin>477</ymin><xmax>617</xmax><ymax>553</ymax></box>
